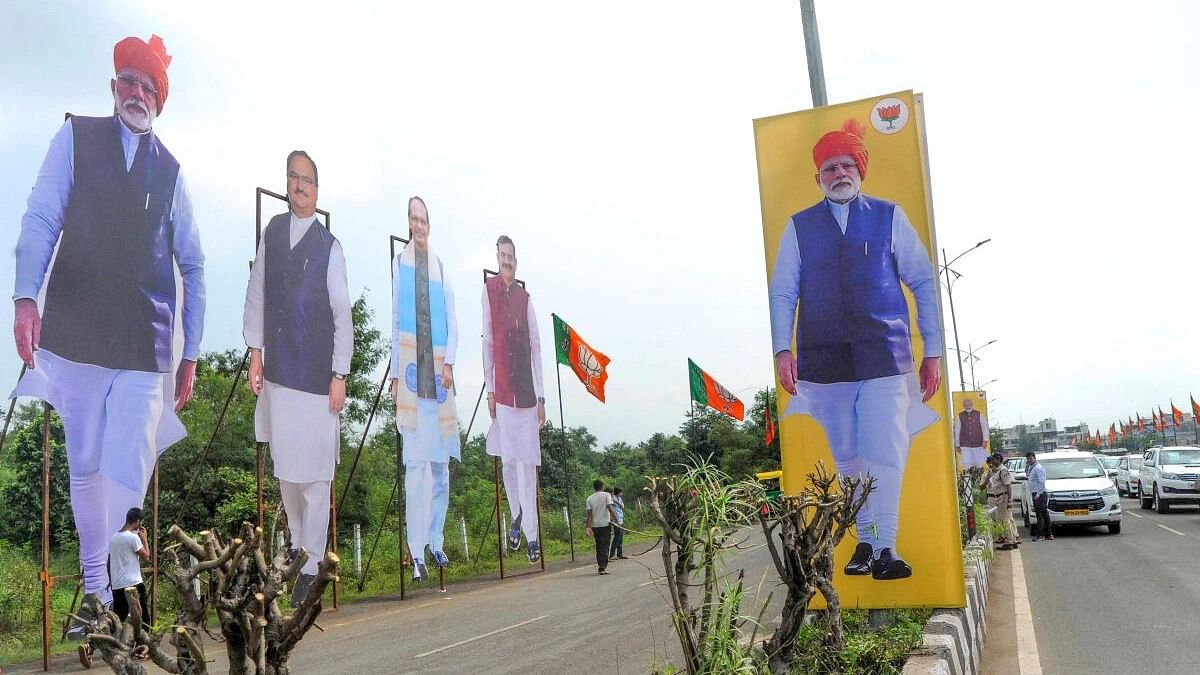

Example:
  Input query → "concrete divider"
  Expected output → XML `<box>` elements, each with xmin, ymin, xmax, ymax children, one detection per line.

<box><xmin>902</xmin><ymin>534</ymin><xmax>993</xmax><ymax>675</ymax></box>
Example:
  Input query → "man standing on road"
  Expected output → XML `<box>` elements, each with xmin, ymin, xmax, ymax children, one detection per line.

<box><xmin>984</xmin><ymin>453</ymin><xmax>1018</xmax><ymax>549</ymax></box>
<box><xmin>392</xmin><ymin>196</ymin><xmax>459</xmax><ymax>582</ymax></box>
<box><xmin>482</xmin><ymin>235</ymin><xmax>546</xmax><ymax>565</ymax></box>
<box><xmin>585</xmin><ymin>479</ymin><xmax>618</xmax><ymax>575</ymax></box>
<box><xmin>768</xmin><ymin>118</ymin><xmax>942</xmax><ymax>581</ymax></box>
<box><xmin>243</xmin><ymin>150</ymin><xmax>353</xmax><ymax>604</ymax></box>
<box><xmin>11</xmin><ymin>34</ymin><xmax>204</xmax><ymax>630</ymax></box>
<box><xmin>609</xmin><ymin>486</ymin><xmax>627</xmax><ymax>560</ymax></box>
<box><xmin>1026</xmin><ymin>452</ymin><xmax>1053</xmax><ymax>541</ymax></box>
<box><xmin>955</xmin><ymin>397</ymin><xmax>989</xmax><ymax>471</ymax></box>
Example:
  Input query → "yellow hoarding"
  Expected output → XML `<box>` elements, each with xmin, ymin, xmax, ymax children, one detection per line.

<box><xmin>754</xmin><ymin>91</ymin><xmax>965</xmax><ymax>608</ymax></box>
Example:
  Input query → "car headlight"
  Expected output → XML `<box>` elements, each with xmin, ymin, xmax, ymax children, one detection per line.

<box><xmin>1100</xmin><ymin>486</ymin><xmax>1117</xmax><ymax>496</ymax></box>
<box><xmin>1162</xmin><ymin>472</ymin><xmax>1179</xmax><ymax>480</ymax></box>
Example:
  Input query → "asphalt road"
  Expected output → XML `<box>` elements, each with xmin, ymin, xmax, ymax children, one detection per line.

<box><xmin>11</xmin><ymin>530</ymin><xmax>776</xmax><ymax>675</ymax></box>
<box><xmin>1018</xmin><ymin>493</ymin><xmax>1200</xmax><ymax>675</ymax></box>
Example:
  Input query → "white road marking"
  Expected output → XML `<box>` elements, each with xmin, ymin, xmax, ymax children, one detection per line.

<box><xmin>414</xmin><ymin>614</ymin><xmax>549</xmax><ymax>658</ymax></box>
<box><xmin>1125</xmin><ymin>512</ymin><xmax>1143</xmax><ymax>518</ymax></box>
<box><xmin>1011</xmin><ymin>549</ymin><xmax>1043</xmax><ymax>675</ymax></box>
<box><xmin>1156</xmin><ymin>523</ymin><xmax>1188</xmax><ymax>537</ymax></box>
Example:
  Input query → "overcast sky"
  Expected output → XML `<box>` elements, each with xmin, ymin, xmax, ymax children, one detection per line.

<box><xmin>1</xmin><ymin>1</ymin><xmax>1197</xmax><ymax>447</ymax></box>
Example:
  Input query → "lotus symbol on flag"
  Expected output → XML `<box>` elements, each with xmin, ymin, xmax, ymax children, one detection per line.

<box><xmin>576</xmin><ymin>343</ymin><xmax>602</xmax><ymax>389</ymax></box>
<box><xmin>877</xmin><ymin>104</ymin><xmax>902</xmax><ymax>129</ymax></box>
<box><xmin>715</xmin><ymin>381</ymin><xmax>737</xmax><ymax>406</ymax></box>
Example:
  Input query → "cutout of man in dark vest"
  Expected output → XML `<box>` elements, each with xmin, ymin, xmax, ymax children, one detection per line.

<box><xmin>954</xmin><ymin>396</ymin><xmax>989</xmax><ymax>470</ymax></box>
<box><xmin>483</xmin><ymin>235</ymin><xmax>546</xmax><ymax>564</ymax></box>
<box><xmin>391</xmin><ymin>196</ymin><xmax>459</xmax><ymax>582</ymax></box>
<box><xmin>769</xmin><ymin>118</ymin><xmax>942</xmax><ymax>581</ymax></box>
<box><xmin>10</xmin><ymin>35</ymin><xmax>205</xmax><ymax>628</ymax></box>
<box><xmin>243</xmin><ymin>150</ymin><xmax>352</xmax><ymax>604</ymax></box>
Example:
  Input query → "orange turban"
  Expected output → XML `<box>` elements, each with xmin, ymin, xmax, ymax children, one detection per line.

<box><xmin>812</xmin><ymin>118</ymin><xmax>869</xmax><ymax>181</ymax></box>
<box><xmin>113</xmin><ymin>35</ymin><xmax>171</xmax><ymax>114</ymax></box>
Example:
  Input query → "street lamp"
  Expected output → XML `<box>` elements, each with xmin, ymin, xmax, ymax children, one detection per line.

<box><xmin>978</xmin><ymin>378</ymin><xmax>998</xmax><ymax>391</ymax></box>
<box><xmin>964</xmin><ymin>339</ymin><xmax>997</xmax><ymax>390</ymax></box>
<box><xmin>940</xmin><ymin>239</ymin><xmax>992</xmax><ymax>392</ymax></box>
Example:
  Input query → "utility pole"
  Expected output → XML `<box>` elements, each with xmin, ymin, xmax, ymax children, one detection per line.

<box><xmin>799</xmin><ymin>0</ymin><xmax>828</xmax><ymax>106</ymax></box>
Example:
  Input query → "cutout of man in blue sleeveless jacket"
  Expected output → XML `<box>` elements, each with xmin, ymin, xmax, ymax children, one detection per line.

<box><xmin>243</xmin><ymin>151</ymin><xmax>353</xmax><ymax>605</ymax></box>
<box><xmin>11</xmin><ymin>35</ymin><xmax>205</xmax><ymax>627</ymax></box>
<box><xmin>768</xmin><ymin>119</ymin><xmax>942</xmax><ymax>581</ymax></box>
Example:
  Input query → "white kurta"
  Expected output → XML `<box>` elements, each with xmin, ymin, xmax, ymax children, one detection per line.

<box><xmin>481</xmin><ymin>285</ymin><xmax>545</xmax><ymax>466</ymax></box>
<box><xmin>242</xmin><ymin>213</ymin><xmax>352</xmax><ymax>483</ymax></box>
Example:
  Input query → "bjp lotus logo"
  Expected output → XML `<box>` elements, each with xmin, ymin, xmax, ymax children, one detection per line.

<box><xmin>870</xmin><ymin>96</ymin><xmax>909</xmax><ymax>135</ymax></box>
<box><xmin>577</xmin><ymin>343</ymin><xmax>602</xmax><ymax>389</ymax></box>
<box><xmin>877</xmin><ymin>104</ymin><xmax>901</xmax><ymax>129</ymax></box>
<box><xmin>714</xmin><ymin>381</ymin><xmax>737</xmax><ymax>406</ymax></box>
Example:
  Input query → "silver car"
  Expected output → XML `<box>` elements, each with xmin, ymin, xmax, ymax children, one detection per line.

<box><xmin>1114</xmin><ymin>455</ymin><xmax>1143</xmax><ymax>498</ymax></box>
<box><xmin>1004</xmin><ymin>456</ymin><xmax>1027</xmax><ymax>507</ymax></box>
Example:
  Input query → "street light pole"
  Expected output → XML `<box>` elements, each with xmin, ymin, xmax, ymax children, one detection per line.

<box><xmin>940</xmin><ymin>240</ymin><xmax>992</xmax><ymax>392</ymax></box>
<box><xmin>798</xmin><ymin>0</ymin><xmax>827</xmax><ymax>107</ymax></box>
<box><xmin>941</xmin><ymin>248</ymin><xmax>966</xmax><ymax>392</ymax></box>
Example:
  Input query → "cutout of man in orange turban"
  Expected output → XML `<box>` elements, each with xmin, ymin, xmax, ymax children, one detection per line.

<box><xmin>113</xmin><ymin>34</ymin><xmax>171</xmax><ymax>114</ymax></box>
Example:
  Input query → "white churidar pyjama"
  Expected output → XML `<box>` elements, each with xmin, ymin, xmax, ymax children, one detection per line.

<box><xmin>486</xmin><ymin>403</ymin><xmax>541</xmax><ymax>542</ymax></box>
<box><xmin>279</xmin><ymin>479</ymin><xmax>331</xmax><ymax>576</ymax></box>
<box><xmin>11</xmin><ymin>349</ymin><xmax>185</xmax><ymax>604</ymax></box>
<box><xmin>801</xmin><ymin>373</ymin><xmax>913</xmax><ymax>553</ymax></box>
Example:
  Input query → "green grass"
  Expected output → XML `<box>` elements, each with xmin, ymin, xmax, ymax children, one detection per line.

<box><xmin>788</xmin><ymin>608</ymin><xmax>934</xmax><ymax>675</ymax></box>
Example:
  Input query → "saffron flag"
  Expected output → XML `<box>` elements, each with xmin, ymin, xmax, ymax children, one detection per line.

<box><xmin>1159</xmin><ymin>406</ymin><xmax>1169</xmax><ymax>429</ymax></box>
<box><xmin>1108</xmin><ymin>424</ymin><xmax>1117</xmax><ymax>445</ymax></box>
<box><xmin>552</xmin><ymin>313</ymin><xmax>610</xmax><ymax>403</ymax></box>
<box><xmin>1192</xmin><ymin>395</ymin><xmax>1200</xmax><ymax>422</ymax></box>
<box><xmin>1137</xmin><ymin>414</ymin><xmax>1145</xmax><ymax>432</ymax></box>
<box><xmin>1152</xmin><ymin>410</ymin><xmax>1160</xmax><ymax>430</ymax></box>
<box><xmin>687</xmin><ymin>358</ymin><xmax>745</xmax><ymax>420</ymax></box>
<box><xmin>1172</xmin><ymin>401</ymin><xmax>1184</xmax><ymax>428</ymax></box>
<box><xmin>765</xmin><ymin>404</ymin><xmax>776</xmax><ymax>446</ymax></box>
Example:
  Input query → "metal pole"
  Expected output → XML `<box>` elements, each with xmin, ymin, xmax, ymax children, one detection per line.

<box><xmin>535</xmin><ymin>467</ymin><xmax>545</xmax><ymax>571</ymax></box>
<box><xmin>397</xmin><ymin>427</ymin><xmax>407</xmax><ymax>600</ymax></box>
<box><xmin>968</xmin><ymin>342</ymin><xmax>977</xmax><ymax>391</ymax></box>
<box><xmin>41</xmin><ymin>403</ymin><xmax>51</xmax><ymax>672</ymax></box>
<box><xmin>556</xmin><ymin>364</ymin><xmax>574</xmax><ymax>561</ymax></box>
<box><xmin>798</xmin><ymin>0</ymin><xmax>828</xmax><ymax>107</ymax></box>
<box><xmin>256</xmin><ymin>441</ymin><xmax>266</xmax><ymax>529</ymax></box>
<box><xmin>329</xmin><ymin>478</ymin><xmax>339</xmax><ymax>609</ymax></box>
<box><xmin>942</xmin><ymin>248</ymin><xmax>967</xmax><ymax>392</ymax></box>
<box><xmin>0</xmin><ymin>364</ymin><xmax>28</xmax><ymax>454</ymax></box>
<box><xmin>151</xmin><ymin>461</ymin><xmax>159</xmax><ymax>625</ymax></box>
<box><xmin>495</xmin><ymin>457</ymin><xmax>506</xmax><ymax>579</ymax></box>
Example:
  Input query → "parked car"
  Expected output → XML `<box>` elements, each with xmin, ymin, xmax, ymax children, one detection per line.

<box><xmin>1099</xmin><ymin>455</ymin><xmax>1121</xmax><ymax>481</ymax></box>
<box><xmin>1137</xmin><ymin>446</ymin><xmax>1200</xmax><ymax>513</ymax></box>
<box><xmin>1004</xmin><ymin>456</ymin><xmax>1027</xmax><ymax>507</ymax></box>
<box><xmin>1114</xmin><ymin>455</ymin><xmax>1143</xmax><ymax>497</ymax></box>
<box><xmin>1021</xmin><ymin>450</ymin><xmax>1121</xmax><ymax>534</ymax></box>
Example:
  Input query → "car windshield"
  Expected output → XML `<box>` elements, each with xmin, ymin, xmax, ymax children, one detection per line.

<box><xmin>1042</xmin><ymin>457</ymin><xmax>1105</xmax><ymax>479</ymax></box>
<box><xmin>1130</xmin><ymin>457</ymin><xmax>1143</xmax><ymax>469</ymax></box>
<box><xmin>1160</xmin><ymin>449</ymin><xmax>1200</xmax><ymax>465</ymax></box>
<box><xmin>1101</xmin><ymin>457</ymin><xmax>1120</xmax><ymax>469</ymax></box>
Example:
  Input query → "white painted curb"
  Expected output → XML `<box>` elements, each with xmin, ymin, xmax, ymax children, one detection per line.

<box><xmin>901</xmin><ymin>534</ymin><xmax>992</xmax><ymax>675</ymax></box>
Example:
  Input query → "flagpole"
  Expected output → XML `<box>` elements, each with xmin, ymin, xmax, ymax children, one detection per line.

<box><xmin>556</xmin><ymin>363</ymin><xmax>575</xmax><ymax>562</ymax></box>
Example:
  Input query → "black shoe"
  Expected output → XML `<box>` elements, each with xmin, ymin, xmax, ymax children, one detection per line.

<box><xmin>290</xmin><ymin>573</ymin><xmax>316</xmax><ymax>605</ymax></box>
<box><xmin>508</xmin><ymin>512</ymin><xmax>523</xmax><ymax>552</ymax></box>
<box><xmin>871</xmin><ymin>548</ymin><xmax>912</xmax><ymax>581</ymax></box>
<box><xmin>527</xmin><ymin>540</ymin><xmax>541</xmax><ymax>564</ymax></box>
<box><xmin>843</xmin><ymin>543</ymin><xmax>873</xmax><ymax>575</ymax></box>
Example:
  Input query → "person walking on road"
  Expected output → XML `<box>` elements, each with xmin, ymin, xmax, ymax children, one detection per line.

<box><xmin>608</xmin><ymin>487</ymin><xmax>627</xmax><ymax>560</ymax></box>
<box><xmin>585</xmin><ymin>479</ymin><xmax>618</xmax><ymax>574</ymax></box>
<box><xmin>984</xmin><ymin>453</ymin><xmax>1019</xmax><ymax>549</ymax></box>
<box><xmin>1026</xmin><ymin>452</ymin><xmax>1053</xmax><ymax>541</ymax></box>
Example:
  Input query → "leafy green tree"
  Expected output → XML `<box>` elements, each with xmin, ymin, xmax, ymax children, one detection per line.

<box><xmin>0</xmin><ymin>404</ymin><xmax>71</xmax><ymax>548</ymax></box>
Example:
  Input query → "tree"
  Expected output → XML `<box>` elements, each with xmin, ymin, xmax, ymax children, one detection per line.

<box><xmin>0</xmin><ymin>404</ymin><xmax>71</xmax><ymax>548</ymax></box>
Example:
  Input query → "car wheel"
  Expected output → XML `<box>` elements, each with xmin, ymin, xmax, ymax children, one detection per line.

<box><xmin>1108</xmin><ymin>522</ymin><xmax>1121</xmax><ymax>534</ymax></box>
<box><xmin>1140</xmin><ymin>488</ymin><xmax>1153</xmax><ymax>510</ymax></box>
<box><xmin>1154</xmin><ymin>486</ymin><xmax>1170</xmax><ymax>514</ymax></box>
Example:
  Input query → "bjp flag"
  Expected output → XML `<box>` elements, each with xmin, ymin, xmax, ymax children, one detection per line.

<box><xmin>552</xmin><ymin>313</ymin><xmax>610</xmax><ymax>403</ymax></box>
<box><xmin>688</xmin><ymin>358</ymin><xmax>745</xmax><ymax>420</ymax></box>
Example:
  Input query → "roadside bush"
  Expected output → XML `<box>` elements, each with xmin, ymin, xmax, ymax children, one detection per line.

<box><xmin>0</xmin><ymin>540</ymin><xmax>41</xmax><ymax>633</ymax></box>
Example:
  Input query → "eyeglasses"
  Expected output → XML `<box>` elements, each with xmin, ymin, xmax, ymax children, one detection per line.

<box><xmin>819</xmin><ymin>162</ymin><xmax>859</xmax><ymax>176</ymax></box>
<box><xmin>409</xmin><ymin>215</ymin><xmax>429</xmax><ymax>226</ymax></box>
<box><xmin>287</xmin><ymin>171</ymin><xmax>316</xmax><ymax>187</ymax></box>
<box><xmin>116</xmin><ymin>74</ymin><xmax>158</xmax><ymax>99</ymax></box>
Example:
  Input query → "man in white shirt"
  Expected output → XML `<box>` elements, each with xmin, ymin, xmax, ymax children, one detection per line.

<box><xmin>243</xmin><ymin>150</ymin><xmax>353</xmax><ymax>604</ymax></box>
<box><xmin>483</xmin><ymin>235</ymin><xmax>546</xmax><ymax>564</ymax></box>
<box><xmin>108</xmin><ymin>507</ymin><xmax>150</xmax><ymax>625</ymax></box>
<box><xmin>585</xmin><ymin>479</ymin><xmax>618</xmax><ymax>575</ymax></box>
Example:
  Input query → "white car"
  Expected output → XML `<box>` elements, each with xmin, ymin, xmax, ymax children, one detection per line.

<box><xmin>1004</xmin><ymin>456</ymin><xmax>1027</xmax><ymax>507</ymax></box>
<box><xmin>1114</xmin><ymin>455</ymin><xmax>1142</xmax><ymax>497</ymax></box>
<box><xmin>1137</xmin><ymin>446</ymin><xmax>1200</xmax><ymax>513</ymax></box>
<box><xmin>1021</xmin><ymin>451</ymin><xmax>1121</xmax><ymax>534</ymax></box>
